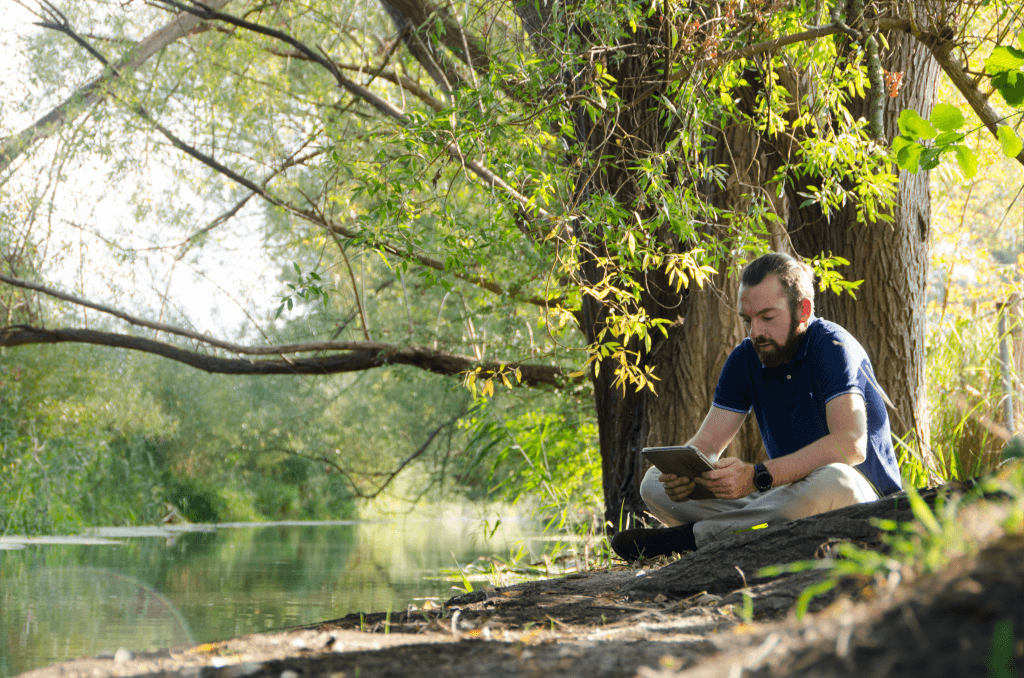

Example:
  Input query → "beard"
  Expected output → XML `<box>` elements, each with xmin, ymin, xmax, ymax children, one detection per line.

<box><xmin>752</xmin><ymin>312</ymin><xmax>803</xmax><ymax>368</ymax></box>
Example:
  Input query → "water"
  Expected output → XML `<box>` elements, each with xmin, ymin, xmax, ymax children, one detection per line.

<box><xmin>0</xmin><ymin>516</ymin><xmax>548</xmax><ymax>677</ymax></box>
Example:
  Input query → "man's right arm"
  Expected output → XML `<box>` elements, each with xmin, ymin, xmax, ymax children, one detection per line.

<box><xmin>687</xmin><ymin>406</ymin><xmax>748</xmax><ymax>461</ymax></box>
<box><xmin>659</xmin><ymin>406</ymin><xmax>747</xmax><ymax>502</ymax></box>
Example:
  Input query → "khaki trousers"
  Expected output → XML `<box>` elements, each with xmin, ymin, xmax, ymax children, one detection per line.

<box><xmin>640</xmin><ymin>462</ymin><xmax>879</xmax><ymax>547</ymax></box>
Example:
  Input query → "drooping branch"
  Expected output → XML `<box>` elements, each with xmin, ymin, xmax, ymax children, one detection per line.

<box><xmin>27</xmin><ymin>13</ymin><xmax>562</xmax><ymax>310</ymax></box>
<box><xmin>0</xmin><ymin>0</ymin><xmax>231</xmax><ymax>174</ymax></box>
<box><xmin>0</xmin><ymin>271</ymin><xmax>555</xmax><ymax>356</ymax></box>
<box><xmin>0</xmin><ymin>325</ymin><xmax>578</xmax><ymax>386</ymax></box>
<box><xmin>150</xmin><ymin>0</ymin><xmax>556</xmax><ymax>236</ymax></box>
<box><xmin>0</xmin><ymin>271</ymin><xmax>267</xmax><ymax>352</ymax></box>
<box><xmin>261</xmin><ymin>46</ymin><xmax>446</xmax><ymax>112</ymax></box>
<box><xmin>305</xmin><ymin>411</ymin><xmax>465</xmax><ymax>499</ymax></box>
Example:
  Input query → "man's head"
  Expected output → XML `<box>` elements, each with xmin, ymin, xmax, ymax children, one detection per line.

<box><xmin>738</xmin><ymin>253</ymin><xmax>815</xmax><ymax>368</ymax></box>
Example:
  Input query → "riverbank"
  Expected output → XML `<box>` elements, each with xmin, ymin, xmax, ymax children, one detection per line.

<box><xmin>19</xmin><ymin>482</ymin><xmax>1023</xmax><ymax>678</ymax></box>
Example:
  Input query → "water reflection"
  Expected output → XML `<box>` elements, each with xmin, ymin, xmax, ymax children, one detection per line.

<box><xmin>0</xmin><ymin>516</ymin><xmax>544</xmax><ymax>677</ymax></box>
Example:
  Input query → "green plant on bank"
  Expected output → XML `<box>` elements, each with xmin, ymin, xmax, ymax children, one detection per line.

<box><xmin>0</xmin><ymin>344</ymin><xmax>360</xmax><ymax>535</ymax></box>
<box><xmin>436</xmin><ymin>391</ymin><xmax>616</xmax><ymax>589</ymax></box>
<box><xmin>759</xmin><ymin>461</ymin><xmax>1024</xmax><ymax>622</ymax></box>
<box><xmin>922</xmin><ymin>310</ymin><xmax>1022</xmax><ymax>483</ymax></box>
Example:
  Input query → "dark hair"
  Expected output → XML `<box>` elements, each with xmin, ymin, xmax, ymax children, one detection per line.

<box><xmin>740</xmin><ymin>252</ymin><xmax>815</xmax><ymax>313</ymax></box>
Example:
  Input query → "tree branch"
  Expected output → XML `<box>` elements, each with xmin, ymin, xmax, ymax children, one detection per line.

<box><xmin>35</xmin><ymin>14</ymin><xmax>562</xmax><ymax>313</ymax></box>
<box><xmin>915</xmin><ymin>33</ymin><xmax>1024</xmax><ymax>167</ymax></box>
<box><xmin>316</xmin><ymin>412</ymin><xmax>464</xmax><ymax>499</ymax></box>
<box><xmin>381</xmin><ymin>0</ymin><xmax>492</xmax><ymax>73</ymax></box>
<box><xmin>0</xmin><ymin>325</ymin><xmax>578</xmax><ymax>386</ymax></box>
<box><xmin>151</xmin><ymin>0</ymin><xmax>556</xmax><ymax>235</ymax></box>
<box><xmin>0</xmin><ymin>0</ymin><xmax>231</xmax><ymax>174</ymax></box>
<box><xmin>641</xmin><ymin>15</ymin><xmax>1024</xmax><ymax>168</ymax></box>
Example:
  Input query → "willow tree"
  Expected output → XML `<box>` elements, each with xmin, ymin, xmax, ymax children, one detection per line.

<box><xmin>2</xmin><ymin>0</ymin><xmax>1022</xmax><ymax>524</ymax></box>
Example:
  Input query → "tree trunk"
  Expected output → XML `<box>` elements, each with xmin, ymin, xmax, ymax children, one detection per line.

<box><xmin>787</xmin><ymin>27</ymin><xmax>939</xmax><ymax>448</ymax></box>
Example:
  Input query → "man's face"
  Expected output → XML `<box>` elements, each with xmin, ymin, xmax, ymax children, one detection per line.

<box><xmin>738</xmin><ymin>275</ymin><xmax>807</xmax><ymax>368</ymax></box>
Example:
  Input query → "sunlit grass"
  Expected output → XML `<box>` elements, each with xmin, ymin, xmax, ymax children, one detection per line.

<box><xmin>922</xmin><ymin>307</ymin><xmax>1022</xmax><ymax>484</ymax></box>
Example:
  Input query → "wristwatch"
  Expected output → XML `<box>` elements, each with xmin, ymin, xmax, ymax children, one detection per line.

<box><xmin>753</xmin><ymin>463</ymin><xmax>773</xmax><ymax>492</ymax></box>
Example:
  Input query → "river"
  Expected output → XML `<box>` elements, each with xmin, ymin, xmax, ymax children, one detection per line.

<box><xmin>0</xmin><ymin>514</ymin><xmax>553</xmax><ymax>677</ymax></box>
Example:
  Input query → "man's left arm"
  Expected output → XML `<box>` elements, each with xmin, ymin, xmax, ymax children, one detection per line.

<box><xmin>698</xmin><ymin>393</ymin><xmax>868</xmax><ymax>500</ymax></box>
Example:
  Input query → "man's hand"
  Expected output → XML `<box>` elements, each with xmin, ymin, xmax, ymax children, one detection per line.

<box><xmin>697</xmin><ymin>457</ymin><xmax>755</xmax><ymax>500</ymax></box>
<box><xmin>658</xmin><ymin>473</ymin><xmax>698</xmax><ymax>502</ymax></box>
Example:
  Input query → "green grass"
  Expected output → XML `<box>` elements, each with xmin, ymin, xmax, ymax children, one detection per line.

<box><xmin>759</xmin><ymin>459</ymin><xmax>1024</xmax><ymax>620</ymax></box>
<box><xmin>923</xmin><ymin>312</ymin><xmax>1021</xmax><ymax>484</ymax></box>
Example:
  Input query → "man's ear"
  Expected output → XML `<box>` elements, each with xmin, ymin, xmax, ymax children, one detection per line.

<box><xmin>799</xmin><ymin>298</ymin><xmax>812</xmax><ymax>322</ymax></box>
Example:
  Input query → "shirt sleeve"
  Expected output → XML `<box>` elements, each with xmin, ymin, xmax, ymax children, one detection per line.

<box><xmin>812</xmin><ymin>333</ymin><xmax>867</xmax><ymax>404</ymax></box>
<box><xmin>713</xmin><ymin>342</ymin><xmax>753</xmax><ymax>413</ymax></box>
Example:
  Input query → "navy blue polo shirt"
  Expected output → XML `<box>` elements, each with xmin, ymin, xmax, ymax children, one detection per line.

<box><xmin>713</xmin><ymin>316</ymin><xmax>902</xmax><ymax>496</ymax></box>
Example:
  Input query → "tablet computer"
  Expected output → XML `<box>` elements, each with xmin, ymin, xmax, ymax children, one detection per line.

<box><xmin>641</xmin><ymin>445</ymin><xmax>717</xmax><ymax>501</ymax></box>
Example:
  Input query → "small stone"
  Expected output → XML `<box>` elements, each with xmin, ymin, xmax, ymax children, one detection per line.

<box><xmin>113</xmin><ymin>649</ymin><xmax>134</xmax><ymax>663</ymax></box>
<box><xmin>239</xmin><ymin>662</ymin><xmax>263</xmax><ymax>676</ymax></box>
<box><xmin>653</xmin><ymin>594</ymin><xmax>668</xmax><ymax>604</ymax></box>
<box><xmin>281</xmin><ymin>670</ymin><xmax>300</xmax><ymax>678</ymax></box>
<box><xmin>695</xmin><ymin>593</ymin><xmax>723</xmax><ymax>604</ymax></box>
<box><xmin>218</xmin><ymin>662</ymin><xmax>263</xmax><ymax>678</ymax></box>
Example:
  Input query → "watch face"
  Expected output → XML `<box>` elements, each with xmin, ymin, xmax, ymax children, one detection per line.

<box><xmin>755</xmin><ymin>466</ymin><xmax>772</xmax><ymax>491</ymax></box>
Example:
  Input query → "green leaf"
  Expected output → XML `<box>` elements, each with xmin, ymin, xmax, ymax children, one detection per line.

<box><xmin>897</xmin><ymin>109</ymin><xmax>937</xmax><ymax>140</ymax></box>
<box><xmin>997</xmin><ymin>125</ymin><xmax>1024</xmax><ymax>158</ymax></box>
<box><xmin>984</xmin><ymin>45</ymin><xmax>1024</xmax><ymax>75</ymax></box>
<box><xmin>930</xmin><ymin>103</ymin><xmax>965</xmax><ymax>132</ymax></box>
<box><xmin>953</xmin><ymin>145</ymin><xmax>979</xmax><ymax>178</ymax></box>
<box><xmin>891</xmin><ymin>135</ymin><xmax>914</xmax><ymax>154</ymax></box>
<box><xmin>987</xmin><ymin>618</ymin><xmax>1015</xmax><ymax>678</ymax></box>
<box><xmin>905</xmin><ymin>486</ymin><xmax>942</xmax><ymax>534</ymax></box>
<box><xmin>896</xmin><ymin>141</ymin><xmax>924</xmax><ymax>173</ymax></box>
<box><xmin>934</xmin><ymin>131</ymin><xmax>965</xmax><ymax>147</ymax></box>
<box><xmin>993</xmin><ymin>71</ymin><xmax>1024</xmax><ymax>107</ymax></box>
<box><xmin>920</xmin><ymin>148</ymin><xmax>943</xmax><ymax>171</ymax></box>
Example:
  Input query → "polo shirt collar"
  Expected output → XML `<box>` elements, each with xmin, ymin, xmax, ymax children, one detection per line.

<box><xmin>792</xmin><ymin>315</ymin><xmax>819</xmax><ymax>363</ymax></box>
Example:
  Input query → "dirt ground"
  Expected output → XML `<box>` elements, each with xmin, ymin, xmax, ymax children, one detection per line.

<box><xmin>20</xmin><ymin>484</ymin><xmax>1023</xmax><ymax>678</ymax></box>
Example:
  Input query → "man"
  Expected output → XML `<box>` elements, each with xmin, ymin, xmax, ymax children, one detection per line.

<box><xmin>611</xmin><ymin>252</ymin><xmax>903</xmax><ymax>561</ymax></box>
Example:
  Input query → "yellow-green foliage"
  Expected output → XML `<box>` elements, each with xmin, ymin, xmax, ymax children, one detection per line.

<box><xmin>924</xmin><ymin>100</ymin><xmax>1023</xmax><ymax>481</ymax></box>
